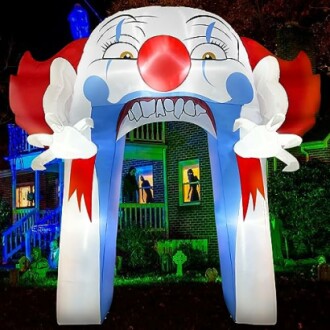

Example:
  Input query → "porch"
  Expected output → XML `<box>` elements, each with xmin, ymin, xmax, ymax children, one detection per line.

<box><xmin>2</xmin><ymin>122</ymin><xmax>168</xmax><ymax>263</ymax></box>
<box><xmin>1</xmin><ymin>203</ymin><xmax>167</xmax><ymax>264</ymax></box>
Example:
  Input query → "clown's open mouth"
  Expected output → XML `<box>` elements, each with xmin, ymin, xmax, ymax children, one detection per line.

<box><xmin>117</xmin><ymin>96</ymin><xmax>216</xmax><ymax>139</ymax></box>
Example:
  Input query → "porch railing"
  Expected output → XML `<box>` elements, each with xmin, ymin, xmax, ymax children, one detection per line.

<box><xmin>25</xmin><ymin>223</ymin><xmax>60</xmax><ymax>260</ymax></box>
<box><xmin>1</xmin><ymin>207</ymin><xmax>61</xmax><ymax>263</ymax></box>
<box><xmin>126</xmin><ymin>122</ymin><xmax>165</xmax><ymax>143</ymax></box>
<box><xmin>118</xmin><ymin>203</ymin><xmax>166</xmax><ymax>231</ymax></box>
<box><xmin>2</xmin><ymin>203</ymin><xmax>166</xmax><ymax>263</ymax></box>
<box><xmin>1</xmin><ymin>209</ymin><xmax>37</xmax><ymax>263</ymax></box>
<box><xmin>14</xmin><ymin>208</ymin><xmax>37</xmax><ymax>222</ymax></box>
<box><xmin>7</xmin><ymin>124</ymin><xmax>41</xmax><ymax>158</ymax></box>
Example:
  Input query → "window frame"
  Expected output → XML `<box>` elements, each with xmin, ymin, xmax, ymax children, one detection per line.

<box><xmin>178</xmin><ymin>159</ymin><xmax>201</xmax><ymax>206</ymax></box>
<box><xmin>16</xmin><ymin>183</ymin><xmax>35</xmax><ymax>208</ymax></box>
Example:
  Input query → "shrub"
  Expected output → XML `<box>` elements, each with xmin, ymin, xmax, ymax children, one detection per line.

<box><xmin>268</xmin><ymin>159</ymin><xmax>330</xmax><ymax>259</ymax></box>
<box><xmin>116</xmin><ymin>226</ymin><xmax>160</xmax><ymax>274</ymax></box>
<box><xmin>175</xmin><ymin>242</ymin><xmax>208</xmax><ymax>272</ymax></box>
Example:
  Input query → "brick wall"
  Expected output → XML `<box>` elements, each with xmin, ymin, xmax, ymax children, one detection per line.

<box><xmin>307</xmin><ymin>148</ymin><xmax>330</xmax><ymax>163</ymax></box>
<box><xmin>0</xmin><ymin>171</ymin><xmax>12</xmax><ymax>206</ymax></box>
<box><xmin>165</xmin><ymin>122</ymin><xmax>219</xmax><ymax>264</ymax></box>
<box><xmin>40</xmin><ymin>172</ymin><xmax>59</xmax><ymax>210</ymax></box>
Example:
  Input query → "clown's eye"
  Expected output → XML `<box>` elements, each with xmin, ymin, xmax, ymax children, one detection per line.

<box><xmin>120</xmin><ymin>51</ymin><xmax>134</xmax><ymax>59</ymax></box>
<box><xmin>191</xmin><ymin>42</ymin><xmax>227</xmax><ymax>61</ymax></box>
<box><xmin>102</xmin><ymin>42</ymin><xmax>138</xmax><ymax>59</ymax></box>
<box><xmin>202</xmin><ymin>52</ymin><xmax>216</xmax><ymax>60</ymax></box>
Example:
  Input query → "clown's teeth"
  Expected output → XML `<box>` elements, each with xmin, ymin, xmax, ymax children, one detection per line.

<box><xmin>128</xmin><ymin>111</ymin><xmax>134</xmax><ymax>120</ymax></box>
<box><xmin>174</xmin><ymin>98</ymin><xmax>184</xmax><ymax>119</ymax></box>
<box><xmin>117</xmin><ymin>97</ymin><xmax>216</xmax><ymax>141</ymax></box>
<box><xmin>130</xmin><ymin>102</ymin><xmax>142</xmax><ymax>121</ymax></box>
<box><xmin>140</xmin><ymin>100</ymin><xmax>155</xmax><ymax>118</ymax></box>
<box><xmin>156</xmin><ymin>99</ymin><xmax>166</xmax><ymax>117</ymax></box>
<box><xmin>184</xmin><ymin>100</ymin><xmax>195</xmax><ymax>116</ymax></box>
<box><xmin>164</xmin><ymin>99</ymin><xmax>174</xmax><ymax>112</ymax></box>
<box><xmin>196</xmin><ymin>104</ymin><xmax>207</xmax><ymax>116</ymax></box>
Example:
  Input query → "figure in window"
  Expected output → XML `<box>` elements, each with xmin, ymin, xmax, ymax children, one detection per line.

<box><xmin>140</xmin><ymin>175</ymin><xmax>154</xmax><ymax>203</ymax></box>
<box><xmin>187</xmin><ymin>168</ymin><xmax>199</xmax><ymax>202</ymax></box>
<box><xmin>27</xmin><ymin>191</ymin><xmax>34</xmax><ymax>207</ymax></box>
<box><xmin>122</xmin><ymin>166</ymin><xmax>139</xmax><ymax>203</ymax></box>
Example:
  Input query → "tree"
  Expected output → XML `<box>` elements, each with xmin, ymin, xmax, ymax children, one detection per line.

<box><xmin>106</xmin><ymin>0</ymin><xmax>330</xmax><ymax>73</ymax></box>
<box><xmin>268</xmin><ymin>158</ymin><xmax>330</xmax><ymax>259</ymax></box>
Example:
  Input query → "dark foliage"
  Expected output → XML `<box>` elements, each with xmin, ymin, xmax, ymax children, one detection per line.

<box><xmin>116</xmin><ymin>227</ymin><xmax>161</xmax><ymax>273</ymax></box>
<box><xmin>175</xmin><ymin>242</ymin><xmax>208</xmax><ymax>272</ymax></box>
<box><xmin>268</xmin><ymin>159</ymin><xmax>330</xmax><ymax>259</ymax></box>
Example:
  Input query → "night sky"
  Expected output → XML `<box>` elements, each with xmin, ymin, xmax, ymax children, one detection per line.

<box><xmin>1</xmin><ymin>1</ymin><xmax>107</xmax><ymax>61</ymax></box>
<box><xmin>0</xmin><ymin>1</ymin><xmax>108</xmax><ymax>169</ymax></box>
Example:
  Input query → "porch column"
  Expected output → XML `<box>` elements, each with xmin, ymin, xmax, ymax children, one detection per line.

<box><xmin>10</xmin><ymin>161</ymin><xmax>16</xmax><ymax>223</ymax></box>
<box><xmin>34</xmin><ymin>170</ymin><xmax>40</xmax><ymax>222</ymax></box>
<box><xmin>163</xmin><ymin>148</ymin><xmax>169</xmax><ymax>238</ymax></box>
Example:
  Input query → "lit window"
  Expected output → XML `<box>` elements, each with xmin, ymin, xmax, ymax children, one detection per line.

<box><xmin>179</xmin><ymin>159</ymin><xmax>200</xmax><ymax>206</ymax></box>
<box><xmin>16</xmin><ymin>184</ymin><xmax>35</xmax><ymax>208</ymax></box>
<box><xmin>136</xmin><ymin>165</ymin><xmax>154</xmax><ymax>204</ymax></box>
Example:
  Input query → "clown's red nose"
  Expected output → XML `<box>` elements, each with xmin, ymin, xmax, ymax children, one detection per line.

<box><xmin>137</xmin><ymin>35</ymin><xmax>191</xmax><ymax>92</ymax></box>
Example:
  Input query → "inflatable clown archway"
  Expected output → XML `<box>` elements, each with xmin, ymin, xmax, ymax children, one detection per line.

<box><xmin>9</xmin><ymin>6</ymin><xmax>320</xmax><ymax>326</ymax></box>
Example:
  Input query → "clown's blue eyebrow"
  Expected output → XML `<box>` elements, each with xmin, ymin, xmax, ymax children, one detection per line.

<box><xmin>116</xmin><ymin>19</ymin><xmax>125</xmax><ymax>42</ymax></box>
<box><xmin>99</xmin><ymin>14</ymin><xmax>137</xmax><ymax>32</ymax></box>
<box><xmin>98</xmin><ymin>14</ymin><xmax>137</xmax><ymax>43</ymax></box>
<box><xmin>206</xmin><ymin>22</ymin><xmax>215</xmax><ymax>43</ymax></box>
<box><xmin>187</xmin><ymin>15</ymin><xmax>234</xmax><ymax>41</ymax></box>
<box><xmin>187</xmin><ymin>14</ymin><xmax>229</xmax><ymax>28</ymax></box>
<box><xmin>189</xmin><ymin>23</ymin><xmax>232</xmax><ymax>41</ymax></box>
<box><xmin>98</xmin><ymin>15</ymin><xmax>149</xmax><ymax>44</ymax></box>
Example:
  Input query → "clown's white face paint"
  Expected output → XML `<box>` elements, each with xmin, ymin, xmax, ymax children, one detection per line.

<box><xmin>70</xmin><ymin>6</ymin><xmax>261</xmax><ymax>137</ymax></box>
<box><xmin>57</xmin><ymin>7</ymin><xmax>277</xmax><ymax>326</ymax></box>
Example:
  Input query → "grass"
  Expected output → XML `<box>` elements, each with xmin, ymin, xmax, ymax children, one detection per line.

<box><xmin>3</xmin><ymin>270</ymin><xmax>221</xmax><ymax>288</ymax></box>
<box><xmin>114</xmin><ymin>272</ymin><xmax>221</xmax><ymax>286</ymax></box>
<box><xmin>1</xmin><ymin>260</ymin><xmax>323</xmax><ymax>289</ymax></box>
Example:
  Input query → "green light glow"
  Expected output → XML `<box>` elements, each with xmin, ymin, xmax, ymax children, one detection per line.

<box><xmin>12</xmin><ymin>272</ymin><xmax>220</xmax><ymax>288</ymax></box>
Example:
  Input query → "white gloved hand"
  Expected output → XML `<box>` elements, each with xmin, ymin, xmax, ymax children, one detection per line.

<box><xmin>233</xmin><ymin>113</ymin><xmax>302</xmax><ymax>172</ymax></box>
<box><xmin>28</xmin><ymin>114</ymin><xmax>97</xmax><ymax>170</ymax></box>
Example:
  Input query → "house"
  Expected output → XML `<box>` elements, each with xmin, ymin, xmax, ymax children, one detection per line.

<box><xmin>0</xmin><ymin>121</ymin><xmax>215</xmax><ymax>266</ymax></box>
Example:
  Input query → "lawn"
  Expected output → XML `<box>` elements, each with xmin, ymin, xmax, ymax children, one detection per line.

<box><xmin>0</xmin><ymin>269</ymin><xmax>329</xmax><ymax>329</ymax></box>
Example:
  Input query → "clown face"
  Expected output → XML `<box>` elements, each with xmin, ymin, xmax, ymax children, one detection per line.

<box><xmin>71</xmin><ymin>6</ymin><xmax>260</xmax><ymax>132</ymax></box>
<box><xmin>40</xmin><ymin>6</ymin><xmax>278</xmax><ymax>326</ymax></box>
